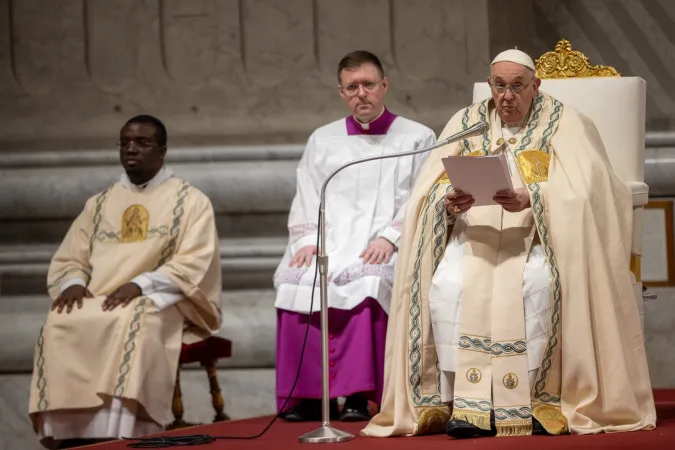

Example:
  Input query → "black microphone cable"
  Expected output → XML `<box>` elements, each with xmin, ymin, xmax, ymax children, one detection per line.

<box><xmin>124</xmin><ymin>209</ymin><xmax>324</xmax><ymax>448</ymax></box>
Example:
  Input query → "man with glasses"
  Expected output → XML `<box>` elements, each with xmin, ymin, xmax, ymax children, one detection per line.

<box><xmin>28</xmin><ymin>115</ymin><xmax>223</xmax><ymax>449</ymax></box>
<box><xmin>274</xmin><ymin>50</ymin><xmax>436</xmax><ymax>422</ymax></box>
<box><xmin>364</xmin><ymin>49</ymin><xmax>655</xmax><ymax>439</ymax></box>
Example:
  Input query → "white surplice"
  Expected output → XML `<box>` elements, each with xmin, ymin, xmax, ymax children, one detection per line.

<box><xmin>274</xmin><ymin>115</ymin><xmax>436</xmax><ymax>315</ymax></box>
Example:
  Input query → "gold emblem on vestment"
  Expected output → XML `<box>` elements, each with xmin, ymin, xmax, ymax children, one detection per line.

<box><xmin>503</xmin><ymin>373</ymin><xmax>518</xmax><ymax>390</ymax></box>
<box><xmin>466</xmin><ymin>368</ymin><xmax>482</xmax><ymax>384</ymax></box>
<box><xmin>532</xmin><ymin>404</ymin><xmax>569</xmax><ymax>435</ymax></box>
<box><xmin>516</xmin><ymin>150</ymin><xmax>550</xmax><ymax>184</ymax></box>
<box><xmin>121</xmin><ymin>204</ymin><xmax>149</xmax><ymax>243</ymax></box>
<box><xmin>415</xmin><ymin>406</ymin><xmax>451</xmax><ymax>435</ymax></box>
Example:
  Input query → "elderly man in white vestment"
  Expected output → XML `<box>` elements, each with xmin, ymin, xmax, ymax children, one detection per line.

<box><xmin>274</xmin><ymin>50</ymin><xmax>436</xmax><ymax>422</ymax></box>
<box><xmin>362</xmin><ymin>49</ymin><xmax>656</xmax><ymax>439</ymax></box>
<box><xmin>28</xmin><ymin>115</ymin><xmax>222</xmax><ymax>449</ymax></box>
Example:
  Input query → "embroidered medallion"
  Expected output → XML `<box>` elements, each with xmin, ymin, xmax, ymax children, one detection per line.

<box><xmin>503</xmin><ymin>373</ymin><xmax>518</xmax><ymax>390</ymax></box>
<box><xmin>467</xmin><ymin>368</ymin><xmax>482</xmax><ymax>384</ymax></box>
<box><xmin>496</xmin><ymin>137</ymin><xmax>504</xmax><ymax>145</ymax></box>
<box><xmin>121</xmin><ymin>204</ymin><xmax>149</xmax><ymax>243</ymax></box>
<box><xmin>532</xmin><ymin>404</ymin><xmax>569</xmax><ymax>435</ymax></box>
<box><xmin>508</xmin><ymin>137</ymin><xmax>517</xmax><ymax>144</ymax></box>
<box><xmin>517</xmin><ymin>150</ymin><xmax>551</xmax><ymax>184</ymax></box>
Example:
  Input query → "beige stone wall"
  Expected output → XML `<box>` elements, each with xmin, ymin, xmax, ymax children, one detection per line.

<box><xmin>0</xmin><ymin>0</ymin><xmax>491</xmax><ymax>150</ymax></box>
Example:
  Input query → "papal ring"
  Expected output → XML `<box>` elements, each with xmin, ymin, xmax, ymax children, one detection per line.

<box><xmin>453</xmin><ymin>206</ymin><xmax>461</xmax><ymax>213</ymax></box>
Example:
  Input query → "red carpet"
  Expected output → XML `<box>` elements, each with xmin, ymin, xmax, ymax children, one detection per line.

<box><xmin>91</xmin><ymin>389</ymin><xmax>675</xmax><ymax>449</ymax></box>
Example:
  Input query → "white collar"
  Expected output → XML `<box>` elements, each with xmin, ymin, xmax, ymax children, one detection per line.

<box><xmin>119</xmin><ymin>166</ymin><xmax>175</xmax><ymax>192</ymax></box>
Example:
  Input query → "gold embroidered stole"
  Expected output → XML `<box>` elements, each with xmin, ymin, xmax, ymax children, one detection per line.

<box><xmin>449</xmin><ymin>92</ymin><xmax>566</xmax><ymax>436</ymax></box>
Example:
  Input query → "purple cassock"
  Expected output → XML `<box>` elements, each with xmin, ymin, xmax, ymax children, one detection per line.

<box><xmin>275</xmin><ymin>109</ymin><xmax>399</xmax><ymax>413</ymax></box>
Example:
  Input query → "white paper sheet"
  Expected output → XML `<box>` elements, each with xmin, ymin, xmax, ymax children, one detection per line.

<box><xmin>441</xmin><ymin>154</ymin><xmax>513</xmax><ymax>206</ymax></box>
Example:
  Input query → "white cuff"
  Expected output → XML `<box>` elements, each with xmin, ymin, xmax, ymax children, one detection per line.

<box><xmin>378</xmin><ymin>227</ymin><xmax>401</xmax><ymax>248</ymax></box>
<box><xmin>131</xmin><ymin>272</ymin><xmax>184</xmax><ymax>311</ymax></box>
<box><xmin>147</xmin><ymin>292</ymin><xmax>184</xmax><ymax>311</ymax></box>
<box><xmin>131</xmin><ymin>274</ymin><xmax>154</xmax><ymax>294</ymax></box>
<box><xmin>60</xmin><ymin>278</ymin><xmax>87</xmax><ymax>294</ymax></box>
<box><xmin>290</xmin><ymin>234</ymin><xmax>319</xmax><ymax>255</ymax></box>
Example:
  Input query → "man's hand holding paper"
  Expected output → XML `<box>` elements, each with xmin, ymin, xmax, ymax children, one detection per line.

<box><xmin>442</xmin><ymin>153</ymin><xmax>529</xmax><ymax>214</ymax></box>
<box><xmin>493</xmin><ymin>187</ymin><xmax>530</xmax><ymax>212</ymax></box>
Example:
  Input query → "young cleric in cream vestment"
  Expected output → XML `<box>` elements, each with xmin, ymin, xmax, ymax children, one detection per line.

<box><xmin>362</xmin><ymin>49</ymin><xmax>656</xmax><ymax>439</ymax></box>
<box><xmin>29</xmin><ymin>115</ymin><xmax>222</xmax><ymax>449</ymax></box>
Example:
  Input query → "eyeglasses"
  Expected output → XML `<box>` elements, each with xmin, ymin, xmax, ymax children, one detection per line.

<box><xmin>117</xmin><ymin>138</ymin><xmax>158</xmax><ymax>150</ymax></box>
<box><xmin>489</xmin><ymin>78</ymin><xmax>534</xmax><ymax>94</ymax></box>
<box><xmin>341</xmin><ymin>79</ymin><xmax>383</xmax><ymax>96</ymax></box>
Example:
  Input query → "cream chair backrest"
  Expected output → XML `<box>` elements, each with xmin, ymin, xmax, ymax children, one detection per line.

<box><xmin>471</xmin><ymin>40</ymin><xmax>646</xmax><ymax>183</ymax></box>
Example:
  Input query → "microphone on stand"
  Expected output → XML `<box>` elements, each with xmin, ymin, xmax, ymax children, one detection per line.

<box><xmin>298</xmin><ymin>120</ymin><xmax>490</xmax><ymax>444</ymax></box>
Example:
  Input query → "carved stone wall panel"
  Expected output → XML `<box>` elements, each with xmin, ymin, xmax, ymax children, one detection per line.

<box><xmin>160</xmin><ymin>0</ymin><xmax>242</xmax><ymax>88</ymax></box>
<box><xmin>315</xmin><ymin>0</ymin><xmax>393</xmax><ymax>76</ymax></box>
<box><xmin>0</xmin><ymin>0</ymin><xmax>19</xmax><ymax>95</ymax></box>
<box><xmin>86</xmin><ymin>0</ymin><xmax>142</xmax><ymax>92</ymax></box>
<box><xmin>390</xmin><ymin>0</ymin><xmax>490</xmax><ymax>125</ymax></box>
<box><xmin>242</xmin><ymin>0</ymin><xmax>315</xmax><ymax>85</ymax></box>
<box><xmin>9</xmin><ymin>0</ymin><xmax>81</xmax><ymax>94</ymax></box>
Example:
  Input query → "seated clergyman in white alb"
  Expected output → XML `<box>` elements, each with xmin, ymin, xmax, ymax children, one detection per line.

<box><xmin>363</xmin><ymin>49</ymin><xmax>656</xmax><ymax>439</ymax></box>
<box><xmin>273</xmin><ymin>50</ymin><xmax>436</xmax><ymax>422</ymax></box>
<box><xmin>28</xmin><ymin>115</ymin><xmax>222</xmax><ymax>449</ymax></box>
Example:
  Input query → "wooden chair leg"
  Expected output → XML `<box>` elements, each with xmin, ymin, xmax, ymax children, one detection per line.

<box><xmin>167</xmin><ymin>368</ymin><xmax>189</xmax><ymax>430</ymax></box>
<box><xmin>203</xmin><ymin>360</ymin><xmax>230</xmax><ymax>422</ymax></box>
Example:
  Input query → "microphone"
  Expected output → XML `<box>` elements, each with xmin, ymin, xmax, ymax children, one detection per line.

<box><xmin>298</xmin><ymin>120</ymin><xmax>490</xmax><ymax>443</ymax></box>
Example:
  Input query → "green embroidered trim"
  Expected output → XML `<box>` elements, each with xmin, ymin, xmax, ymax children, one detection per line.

<box><xmin>458</xmin><ymin>335</ymin><xmax>492</xmax><ymax>354</ymax></box>
<box><xmin>540</xmin><ymin>99</ymin><xmax>563</xmax><ymax>154</ymax></box>
<box><xmin>460</xmin><ymin>107</ymin><xmax>472</xmax><ymax>155</ymax></box>
<box><xmin>454</xmin><ymin>397</ymin><xmax>493</xmax><ymax>412</ymax></box>
<box><xmin>156</xmin><ymin>182</ymin><xmax>191</xmax><ymax>268</ymax></box>
<box><xmin>491</xmin><ymin>340</ymin><xmax>527</xmax><ymax>356</ymax></box>
<box><xmin>409</xmin><ymin>183</ymin><xmax>442</xmax><ymax>406</ymax></box>
<box><xmin>114</xmin><ymin>297</ymin><xmax>148</xmax><ymax>396</ymax></box>
<box><xmin>46</xmin><ymin>267</ymin><xmax>91</xmax><ymax>291</ymax></box>
<box><xmin>514</xmin><ymin>93</ymin><xmax>544</xmax><ymax>158</ymax></box>
<box><xmin>457</xmin><ymin>336</ymin><xmax>527</xmax><ymax>356</ymax></box>
<box><xmin>495</xmin><ymin>406</ymin><xmax>533</xmax><ymax>421</ymax></box>
<box><xmin>94</xmin><ymin>226</ymin><xmax>169</xmax><ymax>243</ymax></box>
<box><xmin>528</xmin><ymin>181</ymin><xmax>562</xmax><ymax>404</ymax></box>
<box><xmin>36</xmin><ymin>326</ymin><xmax>48</xmax><ymax>411</ymax></box>
<box><xmin>89</xmin><ymin>187</ymin><xmax>111</xmax><ymax>255</ymax></box>
<box><xmin>460</xmin><ymin>100</ymin><xmax>491</xmax><ymax>156</ymax></box>
<box><xmin>478</xmin><ymin>99</ymin><xmax>490</xmax><ymax>153</ymax></box>
<box><xmin>432</xmin><ymin>185</ymin><xmax>452</xmax><ymax>272</ymax></box>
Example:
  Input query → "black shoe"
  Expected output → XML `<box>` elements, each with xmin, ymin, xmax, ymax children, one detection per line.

<box><xmin>446</xmin><ymin>419</ymin><xmax>497</xmax><ymax>439</ymax></box>
<box><xmin>446</xmin><ymin>414</ymin><xmax>551</xmax><ymax>438</ymax></box>
<box><xmin>446</xmin><ymin>410</ymin><xmax>496</xmax><ymax>439</ymax></box>
<box><xmin>281</xmin><ymin>399</ymin><xmax>339</xmax><ymax>422</ymax></box>
<box><xmin>340</xmin><ymin>394</ymin><xmax>370</xmax><ymax>422</ymax></box>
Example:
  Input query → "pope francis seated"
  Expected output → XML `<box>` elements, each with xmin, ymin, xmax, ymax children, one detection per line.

<box><xmin>28</xmin><ymin>115</ymin><xmax>222</xmax><ymax>449</ymax></box>
<box><xmin>362</xmin><ymin>48</ymin><xmax>656</xmax><ymax>439</ymax></box>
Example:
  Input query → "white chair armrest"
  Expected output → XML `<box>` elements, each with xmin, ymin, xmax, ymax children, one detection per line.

<box><xmin>629</xmin><ymin>181</ymin><xmax>649</xmax><ymax>207</ymax></box>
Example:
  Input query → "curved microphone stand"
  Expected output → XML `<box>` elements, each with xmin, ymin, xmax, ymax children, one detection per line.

<box><xmin>298</xmin><ymin>120</ymin><xmax>489</xmax><ymax>443</ymax></box>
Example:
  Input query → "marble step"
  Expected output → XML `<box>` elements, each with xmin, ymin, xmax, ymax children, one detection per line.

<box><xmin>0</xmin><ymin>237</ymin><xmax>289</xmax><ymax>294</ymax></box>
<box><xmin>0</xmin><ymin>289</ymin><xmax>278</xmax><ymax>373</ymax></box>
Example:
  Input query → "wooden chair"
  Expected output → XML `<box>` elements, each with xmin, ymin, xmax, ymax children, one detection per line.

<box><xmin>167</xmin><ymin>336</ymin><xmax>233</xmax><ymax>430</ymax></box>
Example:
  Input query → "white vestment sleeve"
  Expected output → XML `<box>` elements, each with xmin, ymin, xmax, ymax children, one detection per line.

<box><xmin>377</xmin><ymin>130</ymin><xmax>437</xmax><ymax>247</ymax></box>
<box><xmin>132</xmin><ymin>271</ymin><xmax>184</xmax><ymax>311</ymax></box>
<box><xmin>288</xmin><ymin>133</ymin><xmax>322</xmax><ymax>255</ymax></box>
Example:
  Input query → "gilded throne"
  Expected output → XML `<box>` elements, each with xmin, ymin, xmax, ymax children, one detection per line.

<box><xmin>473</xmin><ymin>40</ymin><xmax>651</xmax><ymax>329</ymax></box>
